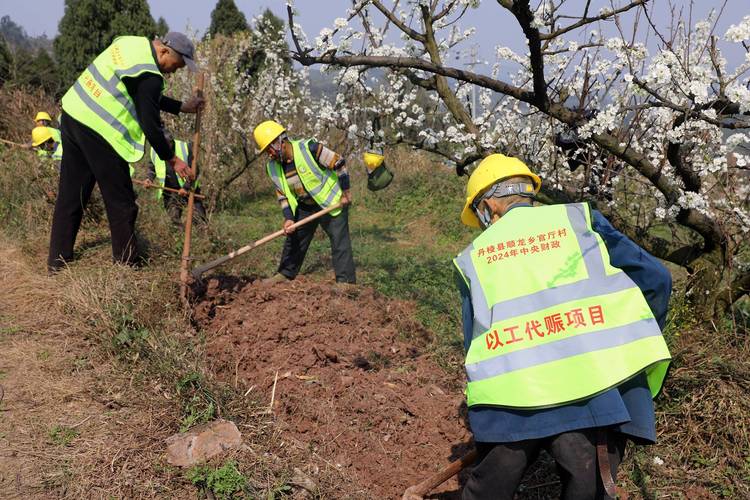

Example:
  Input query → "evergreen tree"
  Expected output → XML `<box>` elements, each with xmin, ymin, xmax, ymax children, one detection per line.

<box><xmin>0</xmin><ymin>37</ymin><xmax>11</xmax><ymax>86</ymax></box>
<box><xmin>109</xmin><ymin>0</ymin><xmax>157</xmax><ymax>39</ymax></box>
<box><xmin>0</xmin><ymin>16</ymin><xmax>30</xmax><ymax>51</ymax></box>
<box><xmin>208</xmin><ymin>0</ymin><xmax>248</xmax><ymax>38</ymax></box>
<box><xmin>156</xmin><ymin>17</ymin><xmax>169</xmax><ymax>37</ymax></box>
<box><xmin>13</xmin><ymin>47</ymin><xmax>61</xmax><ymax>95</ymax></box>
<box><xmin>54</xmin><ymin>0</ymin><xmax>159</xmax><ymax>90</ymax></box>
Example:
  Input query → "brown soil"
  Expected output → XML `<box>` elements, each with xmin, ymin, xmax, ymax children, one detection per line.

<box><xmin>194</xmin><ymin>276</ymin><xmax>473</xmax><ymax>499</ymax></box>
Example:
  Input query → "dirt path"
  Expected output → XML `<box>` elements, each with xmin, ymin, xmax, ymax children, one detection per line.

<box><xmin>195</xmin><ymin>276</ymin><xmax>473</xmax><ymax>499</ymax></box>
<box><xmin>0</xmin><ymin>242</ymin><xmax>190</xmax><ymax>499</ymax></box>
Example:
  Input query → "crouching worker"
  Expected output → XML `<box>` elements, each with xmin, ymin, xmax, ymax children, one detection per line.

<box><xmin>31</xmin><ymin>126</ymin><xmax>63</xmax><ymax>166</ymax></box>
<box><xmin>253</xmin><ymin>120</ymin><xmax>355</xmax><ymax>284</ymax></box>
<box><xmin>145</xmin><ymin>130</ymin><xmax>206</xmax><ymax>226</ymax></box>
<box><xmin>454</xmin><ymin>154</ymin><xmax>672</xmax><ymax>500</ymax></box>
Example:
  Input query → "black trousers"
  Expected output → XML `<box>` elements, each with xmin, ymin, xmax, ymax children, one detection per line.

<box><xmin>278</xmin><ymin>203</ymin><xmax>356</xmax><ymax>283</ymax></box>
<box><xmin>48</xmin><ymin>112</ymin><xmax>139</xmax><ymax>271</ymax></box>
<box><xmin>462</xmin><ymin>428</ymin><xmax>627</xmax><ymax>500</ymax></box>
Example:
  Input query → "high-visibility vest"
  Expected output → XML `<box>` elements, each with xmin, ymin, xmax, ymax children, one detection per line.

<box><xmin>37</xmin><ymin>141</ymin><xmax>63</xmax><ymax>161</ymax></box>
<box><xmin>148</xmin><ymin>140</ymin><xmax>197</xmax><ymax>199</ymax></box>
<box><xmin>266</xmin><ymin>139</ymin><xmax>342</xmax><ymax>217</ymax></box>
<box><xmin>453</xmin><ymin>203</ymin><xmax>671</xmax><ymax>409</ymax></box>
<box><xmin>51</xmin><ymin>141</ymin><xmax>63</xmax><ymax>161</ymax></box>
<box><xmin>61</xmin><ymin>36</ymin><xmax>163</xmax><ymax>163</ymax></box>
<box><xmin>49</xmin><ymin>127</ymin><xmax>61</xmax><ymax>144</ymax></box>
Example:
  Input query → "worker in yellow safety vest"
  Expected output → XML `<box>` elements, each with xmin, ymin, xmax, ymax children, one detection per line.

<box><xmin>144</xmin><ymin>129</ymin><xmax>206</xmax><ymax>226</ymax></box>
<box><xmin>454</xmin><ymin>154</ymin><xmax>672</xmax><ymax>500</ymax></box>
<box><xmin>34</xmin><ymin>111</ymin><xmax>62</xmax><ymax>144</ymax></box>
<box><xmin>47</xmin><ymin>32</ymin><xmax>204</xmax><ymax>273</ymax></box>
<box><xmin>31</xmin><ymin>126</ymin><xmax>63</xmax><ymax>165</ymax></box>
<box><xmin>253</xmin><ymin>120</ymin><xmax>355</xmax><ymax>284</ymax></box>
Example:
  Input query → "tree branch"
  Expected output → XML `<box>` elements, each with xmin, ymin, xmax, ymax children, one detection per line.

<box><xmin>539</xmin><ymin>0</ymin><xmax>647</xmax><ymax>41</ymax></box>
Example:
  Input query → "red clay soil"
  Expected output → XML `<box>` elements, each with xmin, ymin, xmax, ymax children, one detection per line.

<box><xmin>193</xmin><ymin>276</ymin><xmax>473</xmax><ymax>499</ymax></box>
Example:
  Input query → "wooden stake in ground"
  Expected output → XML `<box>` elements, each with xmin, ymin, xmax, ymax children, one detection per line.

<box><xmin>179</xmin><ymin>72</ymin><xmax>206</xmax><ymax>301</ymax></box>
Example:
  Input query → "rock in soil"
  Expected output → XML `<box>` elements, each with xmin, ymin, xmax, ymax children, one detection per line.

<box><xmin>194</xmin><ymin>276</ymin><xmax>472</xmax><ymax>499</ymax></box>
<box><xmin>166</xmin><ymin>419</ymin><xmax>242</xmax><ymax>467</ymax></box>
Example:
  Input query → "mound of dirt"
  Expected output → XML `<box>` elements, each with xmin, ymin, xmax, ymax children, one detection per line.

<box><xmin>194</xmin><ymin>276</ymin><xmax>472</xmax><ymax>499</ymax></box>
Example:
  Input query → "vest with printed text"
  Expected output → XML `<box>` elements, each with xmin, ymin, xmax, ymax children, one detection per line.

<box><xmin>149</xmin><ymin>140</ymin><xmax>198</xmax><ymax>199</ymax></box>
<box><xmin>61</xmin><ymin>36</ymin><xmax>163</xmax><ymax>163</ymax></box>
<box><xmin>453</xmin><ymin>203</ymin><xmax>671</xmax><ymax>409</ymax></box>
<box><xmin>266</xmin><ymin>139</ymin><xmax>342</xmax><ymax>217</ymax></box>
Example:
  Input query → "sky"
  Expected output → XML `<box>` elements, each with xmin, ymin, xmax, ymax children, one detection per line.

<box><xmin>2</xmin><ymin>0</ymin><xmax>748</xmax><ymax>67</ymax></box>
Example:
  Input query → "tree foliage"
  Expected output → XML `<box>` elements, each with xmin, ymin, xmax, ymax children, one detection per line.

<box><xmin>286</xmin><ymin>0</ymin><xmax>750</xmax><ymax>316</ymax></box>
<box><xmin>208</xmin><ymin>0</ymin><xmax>248</xmax><ymax>38</ymax></box>
<box><xmin>0</xmin><ymin>37</ymin><xmax>11</xmax><ymax>86</ymax></box>
<box><xmin>54</xmin><ymin>0</ymin><xmax>159</xmax><ymax>90</ymax></box>
<box><xmin>156</xmin><ymin>17</ymin><xmax>170</xmax><ymax>38</ymax></box>
<box><xmin>13</xmin><ymin>47</ymin><xmax>62</xmax><ymax>95</ymax></box>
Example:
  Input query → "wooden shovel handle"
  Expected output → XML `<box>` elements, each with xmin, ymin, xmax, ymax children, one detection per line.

<box><xmin>401</xmin><ymin>449</ymin><xmax>477</xmax><ymax>500</ymax></box>
<box><xmin>192</xmin><ymin>202</ymin><xmax>343</xmax><ymax>279</ymax></box>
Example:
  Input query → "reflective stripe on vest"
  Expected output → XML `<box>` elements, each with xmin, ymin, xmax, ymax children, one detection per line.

<box><xmin>453</xmin><ymin>203</ymin><xmax>671</xmax><ymax>409</ymax></box>
<box><xmin>149</xmin><ymin>140</ymin><xmax>195</xmax><ymax>199</ymax></box>
<box><xmin>51</xmin><ymin>141</ymin><xmax>63</xmax><ymax>161</ymax></box>
<box><xmin>61</xmin><ymin>36</ymin><xmax>163</xmax><ymax>163</ymax></box>
<box><xmin>266</xmin><ymin>139</ymin><xmax>342</xmax><ymax>216</ymax></box>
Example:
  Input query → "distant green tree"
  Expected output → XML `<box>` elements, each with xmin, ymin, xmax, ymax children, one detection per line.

<box><xmin>0</xmin><ymin>37</ymin><xmax>11</xmax><ymax>86</ymax></box>
<box><xmin>32</xmin><ymin>49</ymin><xmax>62</xmax><ymax>95</ymax></box>
<box><xmin>256</xmin><ymin>9</ymin><xmax>290</xmax><ymax>71</ymax></box>
<box><xmin>155</xmin><ymin>17</ymin><xmax>169</xmax><ymax>37</ymax></box>
<box><xmin>109</xmin><ymin>0</ymin><xmax>157</xmax><ymax>38</ymax></box>
<box><xmin>54</xmin><ymin>0</ymin><xmax>159</xmax><ymax>90</ymax></box>
<box><xmin>0</xmin><ymin>16</ymin><xmax>30</xmax><ymax>51</ymax></box>
<box><xmin>208</xmin><ymin>0</ymin><xmax>248</xmax><ymax>38</ymax></box>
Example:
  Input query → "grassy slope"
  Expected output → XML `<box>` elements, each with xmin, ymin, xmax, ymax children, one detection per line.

<box><xmin>1</xmin><ymin>144</ymin><xmax>748</xmax><ymax>498</ymax></box>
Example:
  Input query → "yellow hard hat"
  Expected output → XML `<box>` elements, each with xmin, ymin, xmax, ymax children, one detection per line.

<box><xmin>460</xmin><ymin>154</ymin><xmax>542</xmax><ymax>228</ymax></box>
<box><xmin>35</xmin><ymin>111</ymin><xmax>52</xmax><ymax>122</ymax></box>
<box><xmin>31</xmin><ymin>126</ymin><xmax>53</xmax><ymax>147</ymax></box>
<box><xmin>253</xmin><ymin>120</ymin><xmax>286</xmax><ymax>152</ymax></box>
<box><xmin>363</xmin><ymin>152</ymin><xmax>384</xmax><ymax>171</ymax></box>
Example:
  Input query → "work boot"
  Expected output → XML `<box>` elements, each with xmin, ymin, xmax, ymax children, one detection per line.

<box><xmin>262</xmin><ymin>273</ymin><xmax>289</xmax><ymax>284</ymax></box>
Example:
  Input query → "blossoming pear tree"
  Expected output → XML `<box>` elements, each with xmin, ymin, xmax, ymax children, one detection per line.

<box><xmin>287</xmin><ymin>0</ymin><xmax>750</xmax><ymax>317</ymax></box>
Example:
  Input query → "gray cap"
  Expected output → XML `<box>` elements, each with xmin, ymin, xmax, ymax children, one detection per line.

<box><xmin>161</xmin><ymin>32</ymin><xmax>197</xmax><ymax>71</ymax></box>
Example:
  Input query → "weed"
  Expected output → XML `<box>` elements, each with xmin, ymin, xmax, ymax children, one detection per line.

<box><xmin>48</xmin><ymin>425</ymin><xmax>78</xmax><ymax>446</ymax></box>
<box><xmin>266</xmin><ymin>483</ymin><xmax>292</xmax><ymax>499</ymax></box>
<box><xmin>36</xmin><ymin>350</ymin><xmax>50</xmax><ymax>361</ymax></box>
<box><xmin>0</xmin><ymin>325</ymin><xmax>21</xmax><ymax>336</ymax></box>
<box><xmin>188</xmin><ymin>460</ymin><xmax>248</xmax><ymax>500</ymax></box>
<box><xmin>177</xmin><ymin>372</ymin><xmax>218</xmax><ymax>431</ymax></box>
<box><xmin>112</xmin><ymin>312</ymin><xmax>150</xmax><ymax>357</ymax></box>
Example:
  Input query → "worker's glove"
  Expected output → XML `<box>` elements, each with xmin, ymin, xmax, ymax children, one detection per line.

<box><xmin>142</xmin><ymin>178</ymin><xmax>153</xmax><ymax>187</ymax></box>
<box><xmin>181</xmin><ymin>96</ymin><xmax>205</xmax><ymax>114</ymax></box>
<box><xmin>178</xmin><ymin>188</ymin><xmax>189</xmax><ymax>197</ymax></box>
<box><xmin>283</xmin><ymin>219</ymin><xmax>296</xmax><ymax>235</ymax></box>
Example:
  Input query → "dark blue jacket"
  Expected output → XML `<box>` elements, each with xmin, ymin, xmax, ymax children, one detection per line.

<box><xmin>456</xmin><ymin>205</ymin><xmax>672</xmax><ymax>443</ymax></box>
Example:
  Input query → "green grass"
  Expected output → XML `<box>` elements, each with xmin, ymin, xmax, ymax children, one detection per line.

<box><xmin>188</xmin><ymin>460</ymin><xmax>249</xmax><ymax>499</ymax></box>
<box><xmin>48</xmin><ymin>425</ymin><xmax>79</xmax><ymax>446</ymax></box>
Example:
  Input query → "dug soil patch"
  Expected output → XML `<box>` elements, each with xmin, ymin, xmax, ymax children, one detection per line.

<box><xmin>194</xmin><ymin>276</ymin><xmax>472</xmax><ymax>498</ymax></box>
